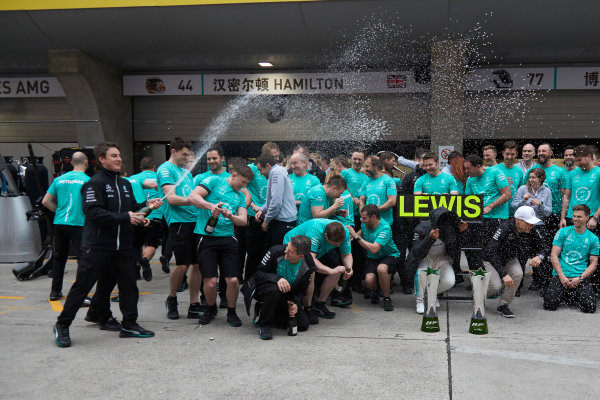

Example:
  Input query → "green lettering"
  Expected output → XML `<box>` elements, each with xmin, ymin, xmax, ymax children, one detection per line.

<box><xmin>398</xmin><ymin>196</ymin><xmax>413</xmax><ymax>217</ymax></box>
<box><xmin>463</xmin><ymin>196</ymin><xmax>482</xmax><ymax>218</ymax></box>
<box><xmin>414</xmin><ymin>196</ymin><xmax>429</xmax><ymax>217</ymax></box>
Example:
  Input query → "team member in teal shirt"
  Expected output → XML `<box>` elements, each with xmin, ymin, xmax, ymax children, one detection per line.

<box><xmin>192</xmin><ymin>144</ymin><xmax>230</xmax><ymax>186</ymax></box>
<box><xmin>359</xmin><ymin>155</ymin><xmax>397</xmax><ymax>226</ymax></box>
<box><xmin>289</xmin><ymin>152</ymin><xmax>320</xmax><ymax>207</ymax></box>
<box><xmin>42</xmin><ymin>151</ymin><xmax>90</xmax><ymax>301</ymax></box>
<box><xmin>347</xmin><ymin>204</ymin><xmax>400</xmax><ymax>311</ymax></box>
<box><xmin>158</xmin><ymin>137</ymin><xmax>203</xmax><ymax>321</ymax></box>
<box><xmin>341</xmin><ymin>150</ymin><xmax>368</xmax><ymax>219</ymax></box>
<box><xmin>189</xmin><ymin>167</ymin><xmax>253</xmax><ymax>327</ymax></box>
<box><xmin>463</xmin><ymin>154</ymin><xmax>511</xmax><ymax>270</ymax></box>
<box><xmin>245</xmin><ymin>161</ymin><xmax>268</xmax><ymax>280</ymax></box>
<box><xmin>126</xmin><ymin>157</ymin><xmax>165</xmax><ymax>281</ymax></box>
<box><xmin>283</xmin><ymin>219</ymin><xmax>353</xmax><ymax>319</ymax></box>
<box><xmin>414</xmin><ymin>152</ymin><xmax>460</xmax><ymax>195</ymax></box>
<box><xmin>493</xmin><ymin>141</ymin><xmax>524</xmax><ymax>216</ymax></box>
<box><xmin>560</xmin><ymin>145</ymin><xmax>600</xmax><ymax>232</ymax></box>
<box><xmin>296</xmin><ymin>175</ymin><xmax>347</xmax><ymax>225</ymax></box>
<box><xmin>544</xmin><ymin>204</ymin><xmax>599</xmax><ymax>313</ymax></box>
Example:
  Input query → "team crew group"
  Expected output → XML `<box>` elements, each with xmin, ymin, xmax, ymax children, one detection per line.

<box><xmin>49</xmin><ymin>138</ymin><xmax>600</xmax><ymax>346</ymax></box>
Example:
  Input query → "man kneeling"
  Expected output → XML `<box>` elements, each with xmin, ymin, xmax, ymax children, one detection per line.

<box><xmin>544</xmin><ymin>204</ymin><xmax>599</xmax><ymax>313</ymax></box>
<box><xmin>253</xmin><ymin>235</ymin><xmax>317</xmax><ymax>340</ymax></box>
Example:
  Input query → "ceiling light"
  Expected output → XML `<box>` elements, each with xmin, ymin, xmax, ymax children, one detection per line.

<box><xmin>258</xmin><ymin>62</ymin><xmax>273</xmax><ymax>67</ymax></box>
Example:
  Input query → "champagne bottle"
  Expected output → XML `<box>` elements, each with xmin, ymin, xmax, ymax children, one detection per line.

<box><xmin>288</xmin><ymin>316</ymin><xmax>297</xmax><ymax>336</ymax></box>
<box><xmin>204</xmin><ymin>214</ymin><xmax>218</xmax><ymax>233</ymax></box>
<box><xmin>335</xmin><ymin>266</ymin><xmax>351</xmax><ymax>292</ymax></box>
<box><xmin>137</xmin><ymin>206</ymin><xmax>153</xmax><ymax>217</ymax></box>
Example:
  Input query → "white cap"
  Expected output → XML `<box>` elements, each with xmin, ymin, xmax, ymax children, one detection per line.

<box><xmin>514</xmin><ymin>206</ymin><xmax>541</xmax><ymax>225</ymax></box>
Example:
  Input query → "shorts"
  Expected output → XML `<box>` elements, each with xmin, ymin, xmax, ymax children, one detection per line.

<box><xmin>365</xmin><ymin>256</ymin><xmax>398</xmax><ymax>275</ymax></box>
<box><xmin>196</xmin><ymin>235</ymin><xmax>240</xmax><ymax>279</ymax></box>
<box><xmin>169</xmin><ymin>222</ymin><xmax>197</xmax><ymax>266</ymax></box>
<box><xmin>144</xmin><ymin>219</ymin><xmax>163</xmax><ymax>248</ymax></box>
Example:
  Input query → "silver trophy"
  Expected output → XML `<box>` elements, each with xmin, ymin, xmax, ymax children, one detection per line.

<box><xmin>419</xmin><ymin>267</ymin><xmax>440</xmax><ymax>333</ymax></box>
<box><xmin>469</xmin><ymin>268</ymin><xmax>491</xmax><ymax>335</ymax></box>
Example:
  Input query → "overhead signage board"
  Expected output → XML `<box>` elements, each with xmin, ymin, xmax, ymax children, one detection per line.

<box><xmin>123</xmin><ymin>72</ymin><xmax>430</xmax><ymax>96</ymax></box>
<box><xmin>556</xmin><ymin>67</ymin><xmax>600</xmax><ymax>90</ymax></box>
<box><xmin>0</xmin><ymin>77</ymin><xmax>65</xmax><ymax>98</ymax></box>
<box><xmin>466</xmin><ymin>68</ymin><xmax>555</xmax><ymax>91</ymax></box>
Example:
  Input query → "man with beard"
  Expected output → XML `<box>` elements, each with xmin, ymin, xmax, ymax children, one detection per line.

<box><xmin>494</xmin><ymin>141</ymin><xmax>524</xmax><ymax>216</ymax></box>
<box><xmin>193</xmin><ymin>144</ymin><xmax>229</xmax><ymax>186</ymax></box>
<box><xmin>359</xmin><ymin>155</ymin><xmax>397</xmax><ymax>227</ymax></box>
<box><xmin>413</xmin><ymin>152</ymin><xmax>460</xmax><ymax>195</ymax></box>
<box><xmin>563</xmin><ymin>145</ymin><xmax>576</xmax><ymax>174</ymax></box>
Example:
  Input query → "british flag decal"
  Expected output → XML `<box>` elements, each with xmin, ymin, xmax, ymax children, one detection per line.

<box><xmin>387</xmin><ymin>74</ymin><xmax>407</xmax><ymax>89</ymax></box>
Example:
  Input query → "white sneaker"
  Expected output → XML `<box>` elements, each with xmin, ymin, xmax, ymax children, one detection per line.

<box><xmin>416</xmin><ymin>299</ymin><xmax>424</xmax><ymax>314</ymax></box>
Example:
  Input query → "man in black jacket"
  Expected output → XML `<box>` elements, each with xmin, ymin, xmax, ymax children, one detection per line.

<box><xmin>251</xmin><ymin>235</ymin><xmax>316</xmax><ymax>340</ymax></box>
<box><xmin>484</xmin><ymin>206</ymin><xmax>547</xmax><ymax>318</ymax></box>
<box><xmin>53</xmin><ymin>142</ymin><xmax>162</xmax><ymax>347</ymax></box>
<box><xmin>405</xmin><ymin>208</ymin><xmax>468</xmax><ymax>314</ymax></box>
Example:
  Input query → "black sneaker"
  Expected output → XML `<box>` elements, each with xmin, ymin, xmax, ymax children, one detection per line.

<box><xmin>313</xmin><ymin>302</ymin><xmax>336</xmax><ymax>319</ymax></box>
<box><xmin>139</xmin><ymin>257</ymin><xmax>152</xmax><ymax>282</ymax></box>
<box><xmin>198</xmin><ymin>306</ymin><xmax>217</xmax><ymax>325</ymax></box>
<box><xmin>111</xmin><ymin>295</ymin><xmax>119</xmax><ymax>302</ymax></box>
<box><xmin>304</xmin><ymin>306</ymin><xmax>319</xmax><ymax>325</ymax></box>
<box><xmin>160</xmin><ymin>256</ymin><xmax>170</xmax><ymax>273</ymax></box>
<box><xmin>187</xmin><ymin>302</ymin><xmax>203</xmax><ymax>319</ymax></box>
<box><xmin>364</xmin><ymin>289</ymin><xmax>373</xmax><ymax>299</ymax></box>
<box><xmin>258</xmin><ymin>325</ymin><xmax>273</xmax><ymax>340</ymax></box>
<box><xmin>49</xmin><ymin>291</ymin><xmax>63</xmax><ymax>301</ymax></box>
<box><xmin>119</xmin><ymin>323</ymin><xmax>155</xmax><ymax>338</ymax></box>
<box><xmin>53</xmin><ymin>323</ymin><xmax>71</xmax><ymax>348</ymax></box>
<box><xmin>515</xmin><ymin>287</ymin><xmax>521</xmax><ymax>297</ymax></box>
<box><xmin>99</xmin><ymin>317</ymin><xmax>122</xmax><ymax>331</ymax></box>
<box><xmin>84</xmin><ymin>312</ymin><xmax>100</xmax><ymax>324</ymax></box>
<box><xmin>165</xmin><ymin>296</ymin><xmax>179</xmax><ymax>320</ymax></box>
<box><xmin>330</xmin><ymin>291</ymin><xmax>352</xmax><ymax>308</ymax></box>
<box><xmin>227</xmin><ymin>311</ymin><xmax>242</xmax><ymax>327</ymax></box>
<box><xmin>402</xmin><ymin>285</ymin><xmax>413</xmax><ymax>295</ymax></box>
<box><xmin>219</xmin><ymin>297</ymin><xmax>228</xmax><ymax>309</ymax></box>
<box><xmin>371</xmin><ymin>295</ymin><xmax>380</xmax><ymax>304</ymax></box>
<box><xmin>497</xmin><ymin>304</ymin><xmax>515</xmax><ymax>318</ymax></box>
<box><xmin>383</xmin><ymin>297</ymin><xmax>394</xmax><ymax>311</ymax></box>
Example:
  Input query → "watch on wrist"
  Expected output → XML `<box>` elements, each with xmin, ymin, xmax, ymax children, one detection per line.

<box><xmin>355</xmin><ymin>235</ymin><xmax>362</xmax><ymax>241</ymax></box>
<box><xmin>579</xmin><ymin>275</ymin><xmax>585</xmax><ymax>281</ymax></box>
<box><xmin>594</xmin><ymin>216</ymin><xmax>600</xmax><ymax>223</ymax></box>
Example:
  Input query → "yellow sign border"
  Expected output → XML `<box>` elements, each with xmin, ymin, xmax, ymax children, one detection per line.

<box><xmin>0</xmin><ymin>0</ymin><xmax>320</xmax><ymax>11</ymax></box>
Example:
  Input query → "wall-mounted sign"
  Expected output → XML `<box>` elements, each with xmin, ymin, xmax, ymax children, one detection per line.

<box><xmin>438</xmin><ymin>145</ymin><xmax>454</xmax><ymax>169</ymax></box>
<box><xmin>556</xmin><ymin>67</ymin><xmax>600</xmax><ymax>90</ymax></box>
<box><xmin>466</xmin><ymin>68</ymin><xmax>555</xmax><ymax>91</ymax></box>
<box><xmin>122</xmin><ymin>72</ymin><xmax>430</xmax><ymax>96</ymax></box>
<box><xmin>0</xmin><ymin>77</ymin><xmax>65</xmax><ymax>98</ymax></box>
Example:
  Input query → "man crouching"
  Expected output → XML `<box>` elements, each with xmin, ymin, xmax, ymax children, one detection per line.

<box><xmin>252</xmin><ymin>235</ymin><xmax>316</xmax><ymax>340</ymax></box>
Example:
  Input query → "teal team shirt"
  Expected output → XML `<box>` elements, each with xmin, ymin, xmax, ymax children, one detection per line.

<box><xmin>246</xmin><ymin>163</ymin><xmax>267</xmax><ymax>217</ymax></box>
<box><xmin>526</xmin><ymin>164</ymin><xmax>567</xmax><ymax>215</ymax></box>
<box><xmin>341</xmin><ymin>168</ymin><xmax>368</xmax><ymax>216</ymax></box>
<box><xmin>332</xmin><ymin>190</ymin><xmax>355</xmax><ymax>227</ymax></box>
<box><xmin>359</xmin><ymin>174</ymin><xmax>397</xmax><ymax>225</ymax></box>
<box><xmin>493</xmin><ymin>164</ymin><xmax>524</xmax><ymax>198</ymax></box>
<box><xmin>361</xmin><ymin>219</ymin><xmax>400</xmax><ymax>259</ymax></box>
<box><xmin>290</xmin><ymin>173</ymin><xmax>320</xmax><ymax>205</ymax></box>
<box><xmin>276</xmin><ymin>258</ymin><xmax>302</xmax><ymax>286</ymax></box>
<box><xmin>193</xmin><ymin>170</ymin><xmax>230</xmax><ymax>187</ymax></box>
<box><xmin>47</xmin><ymin>171</ymin><xmax>90</xmax><ymax>226</ymax></box>
<box><xmin>297</xmin><ymin>184</ymin><xmax>328</xmax><ymax>225</ymax></box>
<box><xmin>157</xmin><ymin>161</ymin><xmax>197</xmax><ymax>224</ymax></box>
<box><xmin>414</xmin><ymin>172</ymin><xmax>459</xmax><ymax>194</ymax></box>
<box><xmin>465</xmin><ymin>167</ymin><xmax>510</xmax><ymax>219</ymax></box>
<box><xmin>283</xmin><ymin>219</ymin><xmax>351</xmax><ymax>258</ymax></box>
<box><xmin>552</xmin><ymin>226</ymin><xmax>600</xmax><ymax>277</ymax></box>
<box><xmin>565</xmin><ymin>166</ymin><xmax>600</xmax><ymax>218</ymax></box>
<box><xmin>128</xmin><ymin>170</ymin><xmax>164</xmax><ymax>220</ymax></box>
<box><xmin>194</xmin><ymin>175</ymin><xmax>245</xmax><ymax>237</ymax></box>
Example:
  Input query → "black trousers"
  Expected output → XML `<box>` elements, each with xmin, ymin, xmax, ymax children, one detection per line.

<box><xmin>51</xmin><ymin>225</ymin><xmax>82</xmax><ymax>293</ymax></box>
<box><xmin>160</xmin><ymin>218</ymin><xmax>172</xmax><ymax>260</ymax></box>
<box><xmin>348</xmin><ymin>214</ymin><xmax>366</xmax><ymax>287</ymax></box>
<box><xmin>464</xmin><ymin>218</ymin><xmax>502</xmax><ymax>271</ymax></box>
<box><xmin>264</xmin><ymin>219</ymin><xmax>296</xmax><ymax>253</ymax></box>
<box><xmin>394</xmin><ymin>219</ymin><xmax>416</xmax><ymax>289</ymax></box>
<box><xmin>57</xmin><ymin>248</ymin><xmax>138</xmax><ymax>326</ymax></box>
<box><xmin>254</xmin><ymin>282</ymin><xmax>309</xmax><ymax>331</ymax></box>
<box><xmin>245</xmin><ymin>216</ymin><xmax>267</xmax><ymax>281</ymax></box>
<box><xmin>533</xmin><ymin>213</ymin><xmax>561</xmax><ymax>286</ymax></box>
<box><xmin>543</xmin><ymin>275</ymin><xmax>596</xmax><ymax>313</ymax></box>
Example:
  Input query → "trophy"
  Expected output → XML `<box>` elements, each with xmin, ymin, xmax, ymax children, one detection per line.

<box><xmin>419</xmin><ymin>267</ymin><xmax>440</xmax><ymax>333</ymax></box>
<box><xmin>469</xmin><ymin>268</ymin><xmax>491</xmax><ymax>335</ymax></box>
